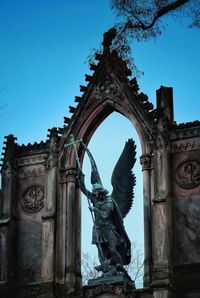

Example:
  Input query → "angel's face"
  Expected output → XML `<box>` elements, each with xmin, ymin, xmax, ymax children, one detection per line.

<box><xmin>93</xmin><ymin>191</ymin><xmax>106</xmax><ymax>201</ymax></box>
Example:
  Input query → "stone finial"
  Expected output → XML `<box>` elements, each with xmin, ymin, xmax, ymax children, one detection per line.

<box><xmin>2</xmin><ymin>134</ymin><xmax>17</xmax><ymax>161</ymax></box>
<box><xmin>1</xmin><ymin>134</ymin><xmax>17</xmax><ymax>174</ymax></box>
<box><xmin>46</xmin><ymin>128</ymin><xmax>59</xmax><ymax>170</ymax></box>
<box><xmin>102</xmin><ymin>28</ymin><xmax>117</xmax><ymax>53</ymax></box>
<box><xmin>156</xmin><ymin>86</ymin><xmax>174</xmax><ymax>124</ymax></box>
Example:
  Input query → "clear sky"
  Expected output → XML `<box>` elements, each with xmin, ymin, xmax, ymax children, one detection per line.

<box><xmin>0</xmin><ymin>0</ymin><xmax>200</xmax><ymax>287</ymax></box>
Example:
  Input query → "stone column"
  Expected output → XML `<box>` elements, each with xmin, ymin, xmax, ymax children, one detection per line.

<box><xmin>75</xmin><ymin>187</ymin><xmax>82</xmax><ymax>295</ymax></box>
<box><xmin>152</xmin><ymin>144</ymin><xmax>173</xmax><ymax>287</ymax></box>
<box><xmin>140</xmin><ymin>154</ymin><xmax>153</xmax><ymax>287</ymax></box>
<box><xmin>42</xmin><ymin>128</ymin><xmax>58</xmax><ymax>283</ymax></box>
<box><xmin>65</xmin><ymin>168</ymin><xmax>77</xmax><ymax>295</ymax></box>
<box><xmin>55</xmin><ymin>169</ymin><xmax>67</xmax><ymax>286</ymax></box>
<box><xmin>0</xmin><ymin>218</ymin><xmax>10</xmax><ymax>290</ymax></box>
<box><xmin>0</xmin><ymin>135</ymin><xmax>16</xmax><ymax>293</ymax></box>
<box><xmin>41</xmin><ymin>167</ymin><xmax>57</xmax><ymax>282</ymax></box>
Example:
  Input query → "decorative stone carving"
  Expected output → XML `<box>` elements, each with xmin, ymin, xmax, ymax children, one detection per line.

<box><xmin>17</xmin><ymin>166</ymin><xmax>45</xmax><ymax>178</ymax></box>
<box><xmin>140</xmin><ymin>154</ymin><xmax>152</xmax><ymax>170</ymax></box>
<box><xmin>153</xmin><ymin>191</ymin><xmax>168</xmax><ymax>203</ymax></box>
<box><xmin>171</xmin><ymin>141</ymin><xmax>200</xmax><ymax>153</ymax></box>
<box><xmin>92</xmin><ymin>75</ymin><xmax>125</xmax><ymax>102</ymax></box>
<box><xmin>17</xmin><ymin>154</ymin><xmax>46</xmax><ymax>166</ymax></box>
<box><xmin>2</xmin><ymin>161</ymin><xmax>12</xmax><ymax>178</ymax></box>
<box><xmin>84</xmin><ymin>281</ymin><xmax>134</xmax><ymax>298</ymax></box>
<box><xmin>175</xmin><ymin>160</ymin><xmax>200</xmax><ymax>189</ymax></box>
<box><xmin>46</xmin><ymin>129</ymin><xmax>58</xmax><ymax>170</ymax></box>
<box><xmin>153</xmin><ymin>114</ymin><xmax>170</xmax><ymax>150</ymax></box>
<box><xmin>21</xmin><ymin>185</ymin><xmax>44</xmax><ymax>213</ymax></box>
<box><xmin>66</xmin><ymin>168</ymin><xmax>77</xmax><ymax>183</ymax></box>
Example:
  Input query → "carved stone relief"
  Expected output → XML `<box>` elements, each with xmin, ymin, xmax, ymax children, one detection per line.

<box><xmin>92</xmin><ymin>75</ymin><xmax>125</xmax><ymax>102</ymax></box>
<box><xmin>17</xmin><ymin>166</ymin><xmax>45</xmax><ymax>178</ymax></box>
<box><xmin>18</xmin><ymin>154</ymin><xmax>46</xmax><ymax>166</ymax></box>
<box><xmin>170</xmin><ymin>127</ymin><xmax>200</xmax><ymax>141</ymax></box>
<box><xmin>21</xmin><ymin>185</ymin><xmax>44</xmax><ymax>213</ymax></box>
<box><xmin>2</xmin><ymin>161</ymin><xmax>12</xmax><ymax>178</ymax></box>
<box><xmin>46</xmin><ymin>136</ymin><xmax>58</xmax><ymax>170</ymax></box>
<box><xmin>171</xmin><ymin>141</ymin><xmax>200</xmax><ymax>153</ymax></box>
<box><xmin>140</xmin><ymin>154</ymin><xmax>152</xmax><ymax>171</ymax></box>
<box><xmin>175</xmin><ymin>160</ymin><xmax>200</xmax><ymax>189</ymax></box>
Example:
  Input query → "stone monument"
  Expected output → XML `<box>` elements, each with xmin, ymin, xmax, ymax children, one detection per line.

<box><xmin>0</xmin><ymin>29</ymin><xmax>200</xmax><ymax>298</ymax></box>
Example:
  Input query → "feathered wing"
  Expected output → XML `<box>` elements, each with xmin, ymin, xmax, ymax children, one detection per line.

<box><xmin>111</xmin><ymin>139</ymin><xmax>136</xmax><ymax>219</ymax></box>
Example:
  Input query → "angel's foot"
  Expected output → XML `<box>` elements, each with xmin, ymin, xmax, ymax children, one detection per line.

<box><xmin>95</xmin><ymin>260</ymin><xmax>110</xmax><ymax>273</ymax></box>
<box><xmin>94</xmin><ymin>264</ymin><xmax>104</xmax><ymax>272</ymax></box>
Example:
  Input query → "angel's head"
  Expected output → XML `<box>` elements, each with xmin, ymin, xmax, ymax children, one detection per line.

<box><xmin>92</xmin><ymin>183</ymin><xmax>109</xmax><ymax>200</ymax></box>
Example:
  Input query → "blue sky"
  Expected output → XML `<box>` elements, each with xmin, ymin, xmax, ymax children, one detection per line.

<box><xmin>0</xmin><ymin>0</ymin><xmax>200</xmax><ymax>285</ymax></box>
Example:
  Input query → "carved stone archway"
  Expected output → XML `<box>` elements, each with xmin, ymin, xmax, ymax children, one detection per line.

<box><xmin>55</xmin><ymin>32</ymin><xmax>168</xmax><ymax>295</ymax></box>
<box><xmin>2</xmin><ymin>29</ymin><xmax>200</xmax><ymax>298</ymax></box>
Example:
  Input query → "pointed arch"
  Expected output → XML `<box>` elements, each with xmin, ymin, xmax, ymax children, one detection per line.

<box><xmin>56</xmin><ymin>49</ymin><xmax>156</xmax><ymax>294</ymax></box>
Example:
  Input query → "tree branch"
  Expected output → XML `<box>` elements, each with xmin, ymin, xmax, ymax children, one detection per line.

<box><xmin>127</xmin><ymin>0</ymin><xmax>190</xmax><ymax>30</ymax></box>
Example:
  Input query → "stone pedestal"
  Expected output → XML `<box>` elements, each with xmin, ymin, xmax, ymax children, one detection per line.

<box><xmin>83</xmin><ymin>275</ymin><xmax>135</xmax><ymax>298</ymax></box>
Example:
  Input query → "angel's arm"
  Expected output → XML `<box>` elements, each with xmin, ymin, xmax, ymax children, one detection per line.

<box><xmin>77</xmin><ymin>171</ymin><xmax>92</xmax><ymax>199</ymax></box>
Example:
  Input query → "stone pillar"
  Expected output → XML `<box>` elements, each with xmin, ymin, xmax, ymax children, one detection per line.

<box><xmin>55</xmin><ymin>166</ymin><xmax>81</xmax><ymax>296</ymax></box>
<box><xmin>152</xmin><ymin>144</ymin><xmax>173</xmax><ymax>286</ymax></box>
<box><xmin>65</xmin><ymin>168</ymin><xmax>77</xmax><ymax>295</ymax></box>
<box><xmin>140</xmin><ymin>154</ymin><xmax>153</xmax><ymax>287</ymax></box>
<box><xmin>0</xmin><ymin>135</ymin><xmax>17</xmax><ymax>295</ymax></box>
<box><xmin>42</xmin><ymin>128</ymin><xmax>58</xmax><ymax>282</ymax></box>
<box><xmin>41</xmin><ymin>167</ymin><xmax>57</xmax><ymax>281</ymax></box>
<box><xmin>156</xmin><ymin>86</ymin><xmax>174</xmax><ymax>125</ymax></box>
<box><xmin>0</xmin><ymin>218</ymin><xmax>10</xmax><ymax>293</ymax></box>
<box><xmin>54</xmin><ymin>169</ymin><xmax>67</xmax><ymax>289</ymax></box>
<box><xmin>75</xmin><ymin>186</ymin><xmax>82</xmax><ymax>295</ymax></box>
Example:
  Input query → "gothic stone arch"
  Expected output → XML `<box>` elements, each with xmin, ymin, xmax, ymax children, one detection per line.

<box><xmin>1</xmin><ymin>31</ymin><xmax>200</xmax><ymax>298</ymax></box>
<box><xmin>55</xmin><ymin>44</ymin><xmax>173</xmax><ymax>296</ymax></box>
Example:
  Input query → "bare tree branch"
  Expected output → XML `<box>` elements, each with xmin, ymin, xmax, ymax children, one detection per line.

<box><xmin>88</xmin><ymin>1</ymin><xmax>199</xmax><ymax>73</ymax></box>
<box><xmin>127</xmin><ymin>0</ymin><xmax>190</xmax><ymax>30</ymax></box>
<box><xmin>82</xmin><ymin>242</ymin><xmax>144</xmax><ymax>287</ymax></box>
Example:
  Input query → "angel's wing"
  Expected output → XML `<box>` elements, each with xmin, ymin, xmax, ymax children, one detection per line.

<box><xmin>111</xmin><ymin>139</ymin><xmax>136</xmax><ymax>219</ymax></box>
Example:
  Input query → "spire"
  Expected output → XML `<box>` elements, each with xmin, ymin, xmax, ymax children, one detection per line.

<box><xmin>102</xmin><ymin>28</ymin><xmax>117</xmax><ymax>54</ymax></box>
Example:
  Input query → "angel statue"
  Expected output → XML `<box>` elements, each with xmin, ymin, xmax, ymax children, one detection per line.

<box><xmin>76</xmin><ymin>138</ymin><xmax>136</xmax><ymax>280</ymax></box>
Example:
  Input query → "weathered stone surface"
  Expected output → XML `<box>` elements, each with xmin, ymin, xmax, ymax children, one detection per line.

<box><xmin>84</xmin><ymin>282</ymin><xmax>135</xmax><ymax>298</ymax></box>
<box><xmin>16</xmin><ymin>221</ymin><xmax>42</xmax><ymax>284</ymax></box>
<box><xmin>0</xmin><ymin>226</ymin><xmax>8</xmax><ymax>281</ymax></box>
<box><xmin>42</xmin><ymin>220</ymin><xmax>54</xmax><ymax>281</ymax></box>
<box><xmin>175</xmin><ymin>196</ymin><xmax>200</xmax><ymax>264</ymax></box>
<box><xmin>153</xmin><ymin>288</ymin><xmax>174</xmax><ymax>298</ymax></box>
<box><xmin>172</xmin><ymin>149</ymin><xmax>200</xmax><ymax>265</ymax></box>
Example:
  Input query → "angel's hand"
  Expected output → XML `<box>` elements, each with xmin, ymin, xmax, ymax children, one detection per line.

<box><xmin>76</xmin><ymin>170</ymin><xmax>85</xmax><ymax>181</ymax></box>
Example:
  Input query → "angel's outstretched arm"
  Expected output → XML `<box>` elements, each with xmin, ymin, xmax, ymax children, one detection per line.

<box><xmin>77</xmin><ymin>170</ymin><xmax>92</xmax><ymax>199</ymax></box>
